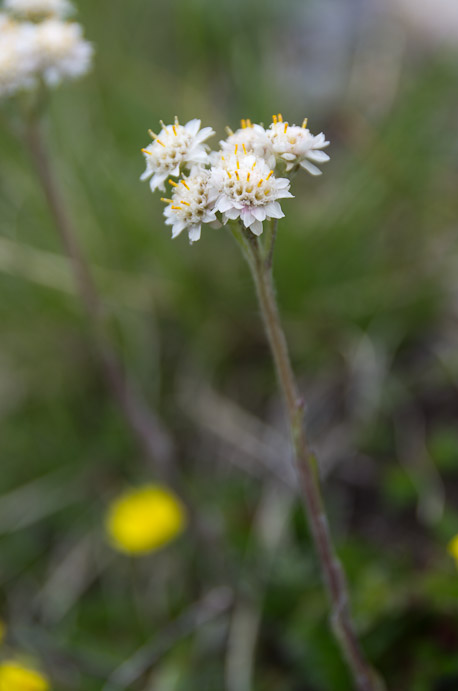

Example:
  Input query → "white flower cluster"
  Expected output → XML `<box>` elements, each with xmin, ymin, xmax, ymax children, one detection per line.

<box><xmin>0</xmin><ymin>0</ymin><xmax>92</xmax><ymax>98</ymax></box>
<box><xmin>141</xmin><ymin>114</ymin><xmax>330</xmax><ymax>244</ymax></box>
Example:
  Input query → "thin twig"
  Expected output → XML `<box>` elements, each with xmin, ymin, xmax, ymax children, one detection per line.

<box><xmin>25</xmin><ymin>115</ymin><xmax>175</xmax><ymax>481</ymax></box>
<box><xmin>238</xmin><ymin>227</ymin><xmax>385</xmax><ymax>691</ymax></box>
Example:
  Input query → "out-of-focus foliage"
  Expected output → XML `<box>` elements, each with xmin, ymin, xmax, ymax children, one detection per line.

<box><xmin>1</xmin><ymin>0</ymin><xmax>458</xmax><ymax>689</ymax></box>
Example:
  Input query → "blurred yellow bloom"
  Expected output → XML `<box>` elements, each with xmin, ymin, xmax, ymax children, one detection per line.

<box><xmin>105</xmin><ymin>485</ymin><xmax>186</xmax><ymax>555</ymax></box>
<box><xmin>0</xmin><ymin>661</ymin><xmax>50</xmax><ymax>691</ymax></box>
<box><xmin>448</xmin><ymin>534</ymin><xmax>458</xmax><ymax>563</ymax></box>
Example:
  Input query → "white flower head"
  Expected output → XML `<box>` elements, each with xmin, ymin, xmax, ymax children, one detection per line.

<box><xmin>220</xmin><ymin>118</ymin><xmax>274</xmax><ymax>167</ymax></box>
<box><xmin>162</xmin><ymin>169</ymin><xmax>218</xmax><ymax>244</ymax></box>
<box><xmin>3</xmin><ymin>0</ymin><xmax>73</xmax><ymax>20</ymax></box>
<box><xmin>33</xmin><ymin>19</ymin><xmax>93</xmax><ymax>86</ymax></box>
<box><xmin>267</xmin><ymin>114</ymin><xmax>330</xmax><ymax>176</ymax></box>
<box><xmin>141</xmin><ymin>118</ymin><xmax>215</xmax><ymax>193</ymax></box>
<box><xmin>211</xmin><ymin>152</ymin><xmax>293</xmax><ymax>236</ymax></box>
<box><xmin>0</xmin><ymin>21</ymin><xmax>38</xmax><ymax>98</ymax></box>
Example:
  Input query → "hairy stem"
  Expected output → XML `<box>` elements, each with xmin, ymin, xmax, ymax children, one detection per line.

<box><xmin>25</xmin><ymin>114</ymin><xmax>175</xmax><ymax>481</ymax></box>
<box><xmin>240</xmin><ymin>229</ymin><xmax>385</xmax><ymax>691</ymax></box>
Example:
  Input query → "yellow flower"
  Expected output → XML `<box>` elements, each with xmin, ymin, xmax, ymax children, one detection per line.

<box><xmin>0</xmin><ymin>661</ymin><xmax>50</xmax><ymax>691</ymax></box>
<box><xmin>448</xmin><ymin>534</ymin><xmax>458</xmax><ymax>564</ymax></box>
<box><xmin>105</xmin><ymin>485</ymin><xmax>186</xmax><ymax>555</ymax></box>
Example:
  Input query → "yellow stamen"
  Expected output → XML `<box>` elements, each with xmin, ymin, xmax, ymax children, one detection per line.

<box><xmin>172</xmin><ymin>125</ymin><xmax>177</xmax><ymax>136</ymax></box>
<box><xmin>234</xmin><ymin>144</ymin><xmax>238</xmax><ymax>155</ymax></box>
<box><xmin>257</xmin><ymin>178</ymin><xmax>263</xmax><ymax>187</ymax></box>
<box><xmin>266</xmin><ymin>170</ymin><xmax>273</xmax><ymax>180</ymax></box>
<box><xmin>159</xmin><ymin>119</ymin><xmax>167</xmax><ymax>130</ymax></box>
<box><xmin>156</xmin><ymin>139</ymin><xmax>165</xmax><ymax>147</ymax></box>
<box><xmin>284</xmin><ymin>122</ymin><xmax>288</xmax><ymax>134</ymax></box>
<box><xmin>180</xmin><ymin>180</ymin><xmax>190</xmax><ymax>190</ymax></box>
<box><xmin>242</xmin><ymin>143</ymin><xmax>247</xmax><ymax>155</ymax></box>
<box><xmin>181</xmin><ymin>200</ymin><xmax>190</xmax><ymax>206</ymax></box>
<box><xmin>222</xmin><ymin>155</ymin><xmax>225</xmax><ymax>161</ymax></box>
<box><xmin>241</xmin><ymin>119</ymin><xmax>246</xmax><ymax>129</ymax></box>
<box><xmin>168</xmin><ymin>179</ymin><xmax>178</xmax><ymax>187</ymax></box>
<box><xmin>171</xmin><ymin>206</ymin><xmax>182</xmax><ymax>210</ymax></box>
<box><xmin>246</xmin><ymin>172</ymin><xmax>250</xmax><ymax>181</ymax></box>
<box><xmin>252</xmin><ymin>161</ymin><xmax>256</xmax><ymax>170</ymax></box>
<box><xmin>302</xmin><ymin>118</ymin><xmax>308</xmax><ymax>129</ymax></box>
<box><xmin>142</xmin><ymin>148</ymin><xmax>152</xmax><ymax>155</ymax></box>
<box><xmin>278</xmin><ymin>113</ymin><xmax>283</xmax><ymax>122</ymax></box>
<box><xmin>236</xmin><ymin>159</ymin><xmax>240</xmax><ymax>169</ymax></box>
<box><xmin>148</xmin><ymin>129</ymin><xmax>157</xmax><ymax>139</ymax></box>
<box><xmin>227</xmin><ymin>170</ymin><xmax>232</xmax><ymax>179</ymax></box>
<box><xmin>235</xmin><ymin>170</ymin><xmax>240</xmax><ymax>180</ymax></box>
<box><xmin>225</xmin><ymin>126</ymin><xmax>234</xmax><ymax>136</ymax></box>
<box><xmin>246</xmin><ymin>119</ymin><xmax>252</xmax><ymax>127</ymax></box>
<box><xmin>174</xmin><ymin>115</ymin><xmax>180</xmax><ymax>125</ymax></box>
<box><xmin>272</xmin><ymin>115</ymin><xmax>278</xmax><ymax>124</ymax></box>
<box><xmin>161</xmin><ymin>197</ymin><xmax>173</xmax><ymax>203</ymax></box>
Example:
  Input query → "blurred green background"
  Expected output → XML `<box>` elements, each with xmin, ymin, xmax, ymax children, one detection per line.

<box><xmin>1</xmin><ymin>0</ymin><xmax>458</xmax><ymax>689</ymax></box>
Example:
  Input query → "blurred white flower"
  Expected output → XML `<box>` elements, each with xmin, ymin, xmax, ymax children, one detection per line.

<box><xmin>141</xmin><ymin>118</ymin><xmax>215</xmax><ymax>193</ymax></box>
<box><xmin>0</xmin><ymin>20</ymin><xmax>38</xmax><ymax>98</ymax></box>
<box><xmin>33</xmin><ymin>19</ymin><xmax>93</xmax><ymax>86</ymax></box>
<box><xmin>266</xmin><ymin>115</ymin><xmax>330</xmax><ymax>175</ymax></box>
<box><xmin>211</xmin><ymin>152</ymin><xmax>293</xmax><ymax>236</ymax></box>
<box><xmin>4</xmin><ymin>0</ymin><xmax>73</xmax><ymax>19</ymax></box>
<box><xmin>162</xmin><ymin>170</ymin><xmax>217</xmax><ymax>243</ymax></box>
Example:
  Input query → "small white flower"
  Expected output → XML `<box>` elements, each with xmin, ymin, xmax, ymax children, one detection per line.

<box><xmin>0</xmin><ymin>20</ymin><xmax>38</xmax><ymax>98</ymax></box>
<box><xmin>141</xmin><ymin>118</ymin><xmax>215</xmax><ymax>193</ymax></box>
<box><xmin>211</xmin><ymin>152</ymin><xmax>293</xmax><ymax>236</ymax></box>
<box><xmin>162</xmin><ymin>170</ymin><xmax>217</xmax><ymax>244</ymax></box>
<box><xmin>33</xmin><ymin>19</ymin><xmax>93</xmax><ymax>86</ymax></box>
<box><xmin>219</xmin><ymin>119</ymin><xmax>274</xmax><ymax>167</ymax></box>
<box><xmin>266</xmin><ymin>115</ymin><xmax>330</xmax><ymax>176</ymax></box>
<box><xmin>4</xmin><ymin>0</ymin><xmax>73</xmax><ymax>19</ymax></box>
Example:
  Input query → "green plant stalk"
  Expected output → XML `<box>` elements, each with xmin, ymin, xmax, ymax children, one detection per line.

<box><xmin>232</xmin><ymin>223</ymin><xmax>385</xmax><ymax>691</ymax></box>
<box><xmin>25</xmin><ymin>112</ymin><xmax>175</xmax><ymax>482</ymax></box>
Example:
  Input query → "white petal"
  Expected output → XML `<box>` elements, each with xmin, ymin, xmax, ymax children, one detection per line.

<box><xmin>195</xmin><ymin>126</ymin><xmax>215</xmax><ymax>143</ymax></box>
<box><xmin>307</xmin><ymin>150</ymin><xmax>330</xmax><ymax>163</ymax></box>
<box><xmin>251</xmin><ymin>207</ymin><xmax>267</xmax><ymax>222</ymax></box>
<box><xmin>184</xmin><ymin>119</ymin><xmax>201</xmax><ymax>136</ymax></box>
<box><xmin>140</xmin><ymin>169</ymin><xmax>152</xmax><ymax>181</ymax></box>
<box><xmin>249</xmin><ymin>219</ymin><xmax>264</xmax><ymax>236</ymax></box>
<box><xmin>282</xmin><ymin>153</ymin><xmax>296</xmax><ymax>161</ymax></box>
<box><xmin>171</xmin><ymin>221</ymin><xmax>186</xmax><ymax>238</ymax></box>
<box><xmin>216</xmin><ymin>196</ymin><xmax>234</xmax><ymax>213</ymax></box>
<box><xmin>188</xmin><ymin>225</ymin><xmax>202</xmax><ymax>243</ymax></box>
<box><xmin>241</xmin><ymin>208</ymin><xmax>255</xmax><ymax>226</ymax></box>
<box><xmin>300</xmin><ymin>160</ymin><xmax>323</xmax><ymax>176</ymax></box>
<box><xmin>265</xmin><ymin>201</ymin><xmax>284</xmax><ymax>219</ymax></box>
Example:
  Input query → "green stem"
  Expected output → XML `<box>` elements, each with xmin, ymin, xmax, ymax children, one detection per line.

<box><xmin>24</xmin><ymin>113</ymin><xmax>175</xmax><ymax>482</ymax></box>
<box><xmin>240</xmin><ymin>229</ymin><xmax>385</xmax><ymax>691</ymax></box>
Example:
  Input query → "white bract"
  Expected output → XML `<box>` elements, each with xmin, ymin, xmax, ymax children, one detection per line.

<box><xmin>211</xmin><ymin>152</ymin><xmax>293</xmax><ymax>236</ymax></box>
<box><xmin>0</xmin><ymin>20</ymin><xmax>38</xmax><ymax>97</ymax></box>
<box><xmin>162</xmin><ymin>170</ymin><xmax>217</xmax><ymax>244</ymax></box>
<box><xmin>4</xmin><ymin>0</ymin><xmax>73</xmax><ymax>19</ymax></box>
<box><xmin>141</xmin><ymin>118</ymin><xmax>215</xmax><ymax>193</ymax></box>
<box><xmin>266</xmin><ymin>116</ymin><xmax>330</xmax><ymax>176</ymax></box>
<box><xmin>33</xmin><ymin>19</ymin><xmax>93</xmax><ymax>86</ymax></box>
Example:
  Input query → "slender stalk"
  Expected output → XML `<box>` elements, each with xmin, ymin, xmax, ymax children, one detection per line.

<box><xmin>25</xmin><ymin>114</ymin><xmax>175</xmax><ymax>482</ymax></box>
<box><xmin>238</xmin><ymin>227</ymin><xmax>384</xmax><ymax>691</ymax></box>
